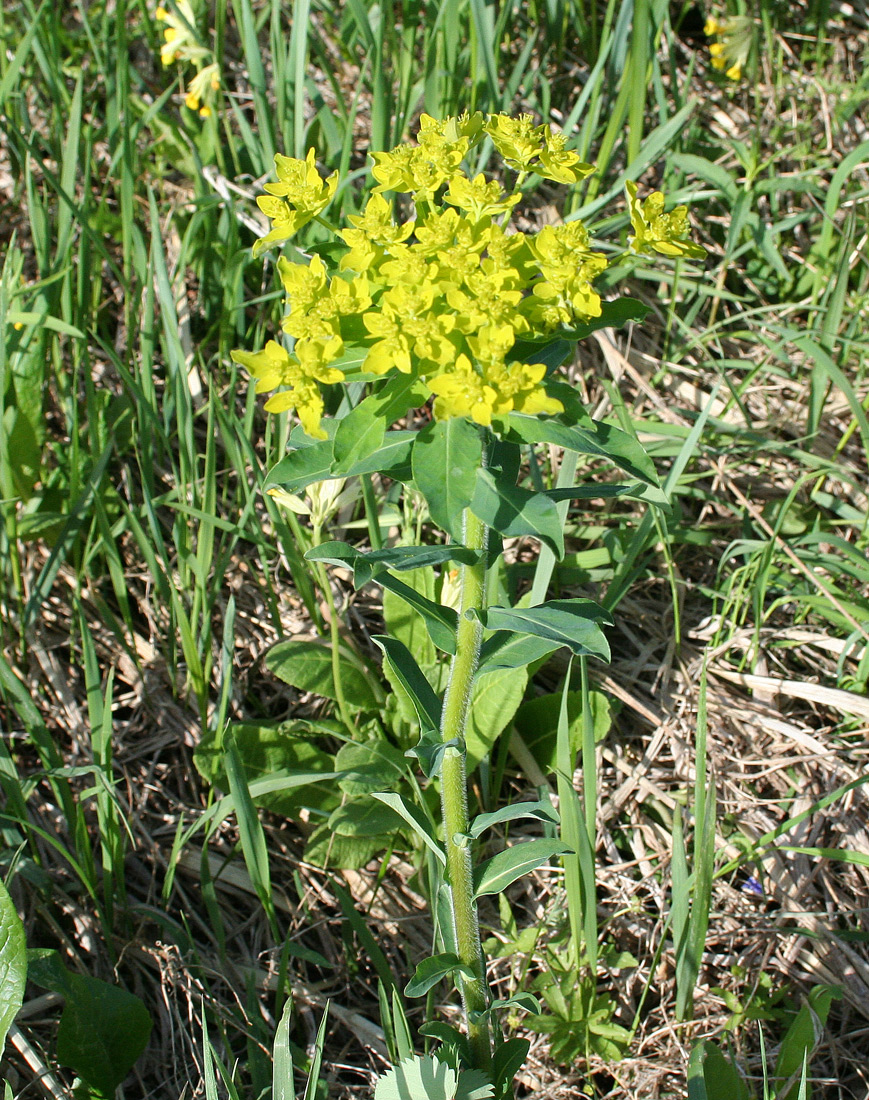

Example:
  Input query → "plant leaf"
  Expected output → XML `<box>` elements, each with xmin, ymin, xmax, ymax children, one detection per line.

<box><xmin>470</xmin><ymin>468</ymin><xmax>564</xmax><ymax>558</ymax></box>
<box><xmin>687</xmin><ymin>1040</ymin><xmax>750</xmax><ymax>1100</ymax></box>
<box><xmin>470</xmin><ymin>800</ymin><xmax>559</xmax><ymax>839</ymax></box>
<box><xmin>55</xmin><ymin>973</ymin><xmax>152</xmax><ymax>1097</ymax></box>
<box><xmin>373</xmin><ymin>636</ymin><xmax>442</xmax><ymax>736</ymax></box>
<box><xmin>372</xmin><ymin>792</ymin><xmax>446</xmax><ymax>865</ymax></box>
<box><xmin>404</xmin><ymin>953</ymin><xmax>471</xmax><ymax>998</ymax></box>
<box><xmin>0</xmin><ymin>880</ymin><xmax>26</xmax><ymax>1059</ymax></box>
<box><xmin>265</xmin><ymin>638</ymin><xmax>381</xmax><ymax>710</ymax></box>
<box><xmin>412</xmin><ymin>417</ymin><xmax>483</xmax><ymax>538</ymax></box>
<box><xmin>477</xmin><ymin>632</ymin><xmax>562</xmax><ymax>672</ymax></box>
<box><xmin>332</xmin><ymin>376</ymin><xmax>426</xmax><ymax>475</ymax></box>
<box><xmin>465</xmin><ymin>666</ymin><xmax>529</xmax><ymax>771</ymax></box>
<box><xmin>264</xmin><ymin>440</ymin><xmax>334</xmax><ymax>493</ymax></box>
<box><xmin>374</xmin><ymin>1055</ymin><xmax>458</xmax><ymax>1100</ymax></box>
<box><xmin>473</xmin><ymin>839</ymin><xmax>572</xmax><ymax>898</ymax></box>
<box><xmin>474</xmin><ymin>600</ymin><xmax>612</xmax><ymax>661</ymax></box>
<box><xmin>507</xmin><ymin>414</ymin><xmax>660</xmax><ymax>487</ymax></box>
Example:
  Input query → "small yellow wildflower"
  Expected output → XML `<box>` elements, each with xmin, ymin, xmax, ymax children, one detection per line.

<box><xmin>230</xmin><ymin>337</ymin><xmax>344</xmax><ymax>438</ymax></box>
<box><xmin>443</xmin><ymin>173</ymin><xmax>520</xmax><ymax>221</ymax></box>
<box><xmin>184</xmin><ymin>62</ymin><xmax>220</xmax><ymax>117</ymax></box>
<box><xmin>429</xmin><ymin>355</ymin><xmax>500</xmax><ymax>427</ymax></box>
<box><xmin>704</xmin><ymin>14</ymin><xmax>753</xmax><ymax>81</ymax></box>
<box><xmin>625</xmin><ymin>181</ymin><xmax>707</xmax><ymax>260</ymax></box>
<box><xmin>156</xmin><ymin>0</ymin><xmax>208</xmax><ymax>67</ymax></box>
<box><xmin>484</xmin><ymin>114</ymin><xmax>545</xmax><ymax>173</ymax></box>
<box><xmin>253</xmin><ymin>150</ymin><xmax>338</xmax><ymax>256</ymax></box>
<box><xmin>538</xmin><ymin>127</ymin><xmax>595</xmax><ymax>185</ymax></box>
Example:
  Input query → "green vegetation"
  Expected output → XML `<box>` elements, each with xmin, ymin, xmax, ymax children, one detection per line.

<box><xmin>1</xmin><ymin>0</ymin><xmax>867</xmax><ymax>1097</ymax></box>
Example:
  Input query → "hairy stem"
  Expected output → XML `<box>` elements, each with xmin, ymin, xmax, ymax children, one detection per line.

<box><xmin>440</xmin><ymin>506</ymin><xmax>491</xmax><ymax>1070</ymax></box>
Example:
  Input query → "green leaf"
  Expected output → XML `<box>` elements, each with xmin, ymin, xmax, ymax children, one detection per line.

<box><xmin>490</xmin><ymin>992</ymin><xmax>540</xmax><ymax>1015</ymax></box>
<box><xmin>328</xmin><ymin>795</ymin><xmax>406</xmax><ymax>837</ymax></box>
<box><xmin>475</xmin><ymin>600</ymin><xmax>612</xmax><ymax>661</ymax></box>
<box><xmin>372</xmin><ymin>636</ymin><xmax>442</xmax><ymax>736</ymax></box>
<box><xmin>470</xmin><ymin>800</ymin><xmax>559</xmax><ymax>839</ymax></box>
<box><xmin>265</xmin><ymin>639</ymin><xmax>381</xmax><ymax>710</ymax></box>
<box><xmin>194</xmin><ymin>721</ymin><xmax>338</xmax><ymax>816</ymax></box>
<box><xmin>774</xmin><ymin>985</ymin><xmax>841</xmax><ymax>1100</ymax></box>
<box><xmin>342</xmin><ymin>431</ymin><xmax>415</xmax><ymax>480</ymax></box>
<box><xmin>384</xmin><ymin>562</ymin><xmax>437</xmax><ymax>669</ymax></box>
<box><xmin>470</xmin><ymin>468</ymin><xmax>564</xmax><ymax>558</ymax></box>
<box><xmin>372</xmin><ymin>792</ymin><xmax>445</xmax><ymax>865</ymax></box>
<box><xmin>335</xmin><ymin>740</ymin><xmax>408</xmax><ymax>797</ymax></box>
<box><xmin>378</xmin><ymin>573</ymin><xmax>458</xmax><ymax>655</ymax></box>
<box><xmin>302</xmin><ymin>549</ymin><xmax>457</xmax><ymax>654</ymax></box>
<box><xmin>332</xmin><ymin>376</ymin><xmax>426</xmax><ymax>475</ymax></box>
<box><xmin>273</xmin><ymin>998</ymin><xmax>294</xmax><ymax>1100</ymax></box>
<box><xmin>507</xmin><ymin>414</ymin><xmax>660</xmax><ymax>487</ymax></box>
<box><xmin>455</xmin><ymin>1070</ymin><xmax>495</xmax><ymax>1100</ymax></box>
<box><xmin>544</xmin><ymin>480</ymin><xmax>670</xmax><ymax>507</ymax></box>
<box><xmin>374</xmin><ymin>1055</ymin><xmax>460</xmax><ymax>1100</ymax></box>
<box><xmin>412</xmin><ymin>417</ymin><xmax>483</xmax><ymax>538</ymax></box>
<box><xmin>306</xmin><ymin>541</ymin><xmax>480</xmax><ymax>586</ymax></box>
<box><xmin>687</xmin><ymin>1040</ymin><xmax>750</xmax><ymax>1100</ymax></box>
<box><xmin>55</xmin><ymin>973</ymin><xmax>152</xmax><ymax>1097</ymax></box>
<box><xmin>404</xmin><ymin>953</ymin><xmax>471</xmax><ymax>998</ymax></box>
<box><xmin>264</xmin><ymin>440</ymin><xmax>334</xmax><ymax>493</ymax></box>
<box><xmin>477</xmin><ymin>632</ymin><xmax>561</xmax><ymax>672</ymax></box>
<box><xmin>491</xmin><ymin>1038</ymin><xmax>530</xmax><ymax>1100</ymax></box>
<box><xmin>0</xmin><ymin>880</ymin><xmax>26</xmax><ymax>1059</ymax></box>
<box><xmin>465</xmin><ymin>666</ymin><xmax>529</xmax><ymax>771</ymax></box>
<box><xmin>304</xmin><ymin>821</ymin><xmax>391</xmax><ymax>870</ymax></box>
<box><xmin>514</xmin><ymin>690</ymin><xmax>613</xmax><ymax>774</ymax></box>
<box><xmin>473</xmin><ymin>839</ymin><xmax>572</xmax><ymax>898</ymax></box>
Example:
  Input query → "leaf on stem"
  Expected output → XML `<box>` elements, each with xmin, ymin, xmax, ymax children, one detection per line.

<box><xmin>470</xmin><ymin>468</ymin><xmax>564</xmax><ymax>558</ymax></box>
<box><xmin>473</xmin><ymin>838</ymin><xmax>572</xmax><ymax>897</ymax></box>
<box><xmin>472</xmin><ymin>600</ymin><xmax>612</xmax><ymax>662</ymax></box>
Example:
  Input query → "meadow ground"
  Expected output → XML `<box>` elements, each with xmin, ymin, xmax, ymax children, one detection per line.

<box><xmin>1</xmin><ymin>1</ymin><xmax>868</xmax><ymax>1097</ymax></box>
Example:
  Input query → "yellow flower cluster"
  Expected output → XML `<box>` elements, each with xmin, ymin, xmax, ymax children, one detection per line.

<box><xmin>156</xmin><ymin>1</ymin><xmax>220</xmax><ymax>117</ymax></box>
<box><xmin>234</xmin><ymin>115</ymin><xmax>701</xmax><ymax>438</ymax></box>
<box><xmin>625</xmin><ymin>181</ymin><xmax>707</xmax><ymax>260</ymax></box>
<box><xmin>704</xmin><ymin>14</ymin><xmax>753</xmax><ymax>81</ymax></box>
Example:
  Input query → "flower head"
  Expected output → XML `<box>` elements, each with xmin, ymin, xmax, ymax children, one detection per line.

<box><xmin>705</xmin><ymin>14</ymin><xmax>753</xmax><ymax>81</ymax></box>
<box><xmin>626</xmin><ymin>181</ymin><xmax>707</xmax><ymax>260</ymax></box>
<box><xmin>156</xmin><ymin>0</ymin><xmax>208</xmax><ymax>66</ymax></box>
<box><xmin>184</xmin><ymin>62</ymin><xmax>220</xmax><ymax>116</ymax></box>
<box><xmin>254</xmin><ymin>150</ymin><xmax>338</xmax><ymax>256</ymax></box>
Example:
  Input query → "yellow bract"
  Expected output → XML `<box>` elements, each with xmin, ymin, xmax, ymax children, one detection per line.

<box><xmin>626</xmin><ymin>181</ymin><xmax>707</xmax><ymax>261</ymax></box>
<box><xmin>254</xmin><ymin>151</ymin><xmax>338</xmax><ymax>256</ymax></box>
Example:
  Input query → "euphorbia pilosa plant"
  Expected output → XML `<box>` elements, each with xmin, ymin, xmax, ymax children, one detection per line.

<box><xmin>232</xmin><ymin>113</ymin><xmax>704</xmax><ymax>1097</ymax></box>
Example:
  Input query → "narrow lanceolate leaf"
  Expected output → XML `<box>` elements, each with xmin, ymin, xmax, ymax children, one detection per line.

<box><xmin>372</xmin><ymin>636</ymin><xmax>442</xmax><ymax>735</ymax></box>
<box><xmin>473</xmin><ymin>839</ymin><xmax>572</xmax><ymax>898</ymax></box>
<box><xmin>469</xmin><ymin>800</ymin><xmax>559</xmax><ymax>839</ymax></box>
<box><xmin>470</xmin><ymin>467</ymin><xmax>564</xmax><ymax>558</ymax></box>
<box><xmin>306</xmin><ymin>540</ymin><xmax>480</xmax><ymax>585</ymax></box>
<box><xmin>0</xmin><ymin>880</ymin><xmax>27</xmax><ymax>1058</ymax></box>
<box><xmin>473</xmin><ymin>600</ymin><xmax>613</xmax><ymax>661</ymax></box>
<box><xmin>507</xmin><ymin>413</ymin><xmax>660</xmax><ymax>487</ymax></box>
<box><xmin>372</xmin><ymin>792</ymin><xmax>446</xmax><ymax>866</ymax></box>
<box><xmin>273</xmin><ymin>997</ymin><xmax>294</xmax><ymax>1100</ymax></box>
<box><xmin>412</xmin><ymin>417</ymin><xmax>483</xmax><ymax>538</ymax></box>
<box><xmin>404</xmin><ymin>953</ymin><xmax>471</xmax><ymax>998</ymax></box>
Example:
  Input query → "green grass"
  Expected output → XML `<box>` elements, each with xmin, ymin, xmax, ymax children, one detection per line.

<box><xmin>1</xmin><ymin>0</ymin><xmax>868</xmax><ymax>1097</ymax></box>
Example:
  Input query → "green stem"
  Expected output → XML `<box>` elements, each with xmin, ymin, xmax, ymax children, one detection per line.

<box><xmin>439</xmin><ymin>506</ymin><xmax>491</xmax><ymax>1070</ymax></box>
<box><xmin>311</xmin><ymin>526</ymin><xmax>356</xmax><ymax>737</ymax></box>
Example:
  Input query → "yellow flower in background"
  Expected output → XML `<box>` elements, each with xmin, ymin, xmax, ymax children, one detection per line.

<box><xmin>626</xmin><ymin>181</ymin><xmax>707</xmax><ymax>260</ymax></box>
<box><xmin>156</xmin><ymin>0</ymin><xmax>208</xmax><ymax>66</ymax></box>
<box><xmin>184</xmin><ymin>62</ymin><xmax>220</xmax><ymax>116</ymax></box>
<box><xmin>704</xmin><ymin>14</ymin><xmax>753</xmax><ymax>81</ymax></box>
